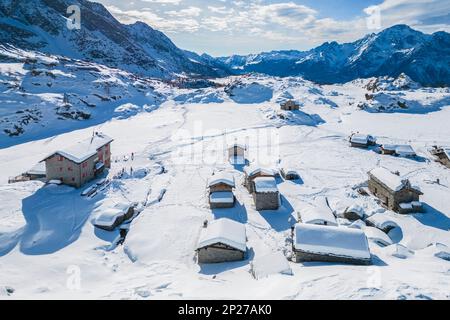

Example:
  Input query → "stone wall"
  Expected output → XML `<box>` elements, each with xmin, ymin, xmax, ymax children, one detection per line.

<box><xmin>197</xmin><ymin>244</ymin><xmax>245</xmax><ymax>264</ymax></box>
<box><xmin>253</xmin><ymin>192</ymin><xmax>280</xmax><ymax>211</ymax></box>
<box><xmin>292</xmin><ymin>249</ymin><xmax>371</xmax><ymax>265</ymax></box>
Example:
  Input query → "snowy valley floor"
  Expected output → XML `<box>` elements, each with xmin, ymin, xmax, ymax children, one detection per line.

<box><xmin>0</xmin><ymin>77</ymin><xmax>449</xmax><ymax>300</ymax></box>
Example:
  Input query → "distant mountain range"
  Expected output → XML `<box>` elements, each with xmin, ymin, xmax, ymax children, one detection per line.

<box><xmin>218</xmin><ymin>25</ymin><xmax>450</xmax><ymax>87</ymax></box>
<box><xmin>0</xmin><ymin>0</ymin><xmax>449</xmax><ymax>86</ymax></box>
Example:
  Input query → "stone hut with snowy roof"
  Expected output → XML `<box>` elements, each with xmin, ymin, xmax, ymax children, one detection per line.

<box><xmin>349</xmin><ymin>133</ymin><xmax>377</xmax><ymax>148</ymax></box>
<box><xmin>228</xmin><ymin>143</ymin><xmax>246</xmax><ymax>164</ymax></box>
<box><xmin>368</xmin><ymin>167</ymin><xmax>423</xmax><ymax>214</ymax></box>
<box><xmin>281</xmin><ymin>100</ymin><xmax>299</xmax><ymax>111</ymax></box>
<box><xmin>292</xmin><ymin>223</ymin><xmax>372</xmax><ymax>265</ymax></box>
<box><xmin>297</xmin><ymin>206</ymin><xmax>338</xmax><ymax>226</ymax></box>
<box><xmin>196</xmin><ymin>218</ymin><xmax>247</xmax><ymax>264</ymax></box>
<box><xmin>380</xmin><ymin>144</ymin><xmax>416</xmax><ymax>157</ymax></box>
<box><xmin>41</xmin><ymin>133</ymin><xmax>113</xmax><ymax>188</ymax></box>
<box><xmin>208</xmin><ymin>172</ymin><xmax>236</xmax><ymax>209</ymax></box>
<box><xmin>430</xmin><ymin>146</ymin><xmax>450</xmax><ymax>168</ymax></box>
<box><xmin>244</xmin><ymin>165</ymin><xmax>276</xmax><ymax>193</ymax></box>
<box><xmin>252</xmin><ymin>177</ymin><xmax>280</xmax><ymax>211</ymax></box>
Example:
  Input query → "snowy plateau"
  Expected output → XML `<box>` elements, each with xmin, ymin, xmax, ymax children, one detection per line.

<box><xmin>0</xmin><ymin>46</ymin><xmax>449</xmax><ymax>299</ymax></box>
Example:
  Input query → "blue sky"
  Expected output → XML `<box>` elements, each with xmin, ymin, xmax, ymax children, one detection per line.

<box><xmin>97</xmin><ymin>0</ymin><xmax>450</xmax><ymax>56</ymax></box>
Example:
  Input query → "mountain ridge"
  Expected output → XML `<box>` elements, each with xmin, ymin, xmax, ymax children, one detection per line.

<box><xmin>0</xmin><ymin>1</ymin><xmax>449</xmax><ymax>86</ymax></box>
<box><xmin>218</xmin><ymin>24</ymin><xmax>450</xmax><ymax>87</ymax></box>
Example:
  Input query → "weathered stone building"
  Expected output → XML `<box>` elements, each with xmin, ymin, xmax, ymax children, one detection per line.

<box><xmin>281</xmin><ymin>100</ymin><xmax>299</xmax><ymax>111</ymax></box>
<box><xmin>349</xmin><ymin>133</ymin><xmax>377</xmax><ymax>148</ymax></box>
<box><xmin>41</xmin><ymin>132</ymin><xmax>113</xmax><ymax>188</ymax></box>
<box><xmin>243</xmin><ymin>165</ymin><xmax>275</xmax><ymax>193</ymax></box>
<box><xmin>292</xmin><ymin>223</ymin><xmax>372</xmax><ymax>265</ymax></box>
<box><xmin>252</xmin><ymin>177</ymin><xmax>280</xmax><ymax>211</ymax></box>
<box><xmin>196</xmin><ymin>218</ymin><xmax>247</xmax><ymax>264</ymax></box>
<box><xmin>228</xmin><ymin>143</ymin><xmax>246</xmax><ymax>164</ymax></box>
<box><xmin>368</xmin><ymin>167</ymin><xmax>423</xmax><ymax>214</ymax></box>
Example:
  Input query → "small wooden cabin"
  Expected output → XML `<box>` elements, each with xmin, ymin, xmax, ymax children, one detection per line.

<box><xmin>196</xmin><ymin>218</ymin><xmax>246</xmax><ymax>264</ymax></box>
<box><xmin>244</xmin><ymin>165</ymin><xmax>275</xmax><ymax>193</ymax></box>
<box><xmin>430</xmin><ymin>146</ymin><xmax>450</xmax><ymax>168</ymax></box>
<box><xmin>368</xmin><ymin>167</ymin><xmax>423</xmax><ymax>214</ymax></box>
<box><xmin>349</xmin><ymin>133</ymin><xmax>377</xmax><ymax>148</ymax></box>
<box><xmin>292</xmin><ymin>223</ymin><xmax>372</xmax><ymax>265</ymax></box>
<box><xmin>252</xmin><ymin>177</ymin><xmax>280</xmax><ymax>211</ymax></box>
<box><xmin>208</xmin><ymin>172</ymin><xmax>235</xmax><ymax>209</ymax></box>
<box><xmin>281</xmin><ymin>100</ymin><xmax>300</xmax><ymax>111</ymax></box>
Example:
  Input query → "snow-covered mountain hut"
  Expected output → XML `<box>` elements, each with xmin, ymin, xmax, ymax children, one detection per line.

<box><xmin>368</xmin><ymin>167</ymin><xmax>423</xmax><ymax>214</ymax></box>
<box><xmin>196</xmin><ymin>218</ymin><xmax>247</xmax><ymax>264</ymax></box>
<box><xmin>40</xmin><ymin>133</ymin><xmax>113</xmax><ymax>188</ymax></box>
<box><xmin>292</xmin><ymin>223</ymin><xmax>372</xmax><ymax>265</ymax></box>
<box><xmin>380</xmin><ymin>144</ymin><xmax>416</xmax><ymax>157</ymax></box>
<box><xmin>297</xmin><ymin>206</ymin><xmax>338</xmax><ymax>226</ymax></box>
<box><xmin>244</xmin><ymin>165</ymin><xmax>276</xmax><ymax>193</ymax></box>
<box><xmin>281</xmin><ymin>100</ymin><xmax>300</xmax><ymax>111</ymax></box>
<box><xmin>252</xmin><ymin>177</ymin><xmax>280</xmax><ymax>211</ymax></box>
<box><xmin>228</xmin><ymin>143</ymin><xmax>246</xmax><ymax>164</ymax></box>
<box><xmin>208</xmin><ymin>172</ymin><xmax>236</xmax><ymax>209</ymax></box>
<box><xmin>349</xmin><ymin>133</ymin><xmax>377</xmax><ymax>148</ymax></box>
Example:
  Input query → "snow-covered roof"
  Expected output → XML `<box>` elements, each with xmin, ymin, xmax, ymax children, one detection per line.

<box><xmin>350</xmin><ymin>134</ymin><xmax>369</xmax><ymax>144</ymax></box>
<box><xmin>395</xmin><ymin>145</ymin><xmax>416</xmax><ymax>156</ymax></box>
<box><xmin>294</xmin><ymin>224</ymin><xmax>371</xmax><ymax>260</ymax></box>
<box><xmin>208</xmin><ymin>172</ymin><xmax>235</xmax><ymax>188</ymax></box>
<box><xmin>228</xmin><ymin>143</ymin><xmax>246</xmax><ymax>150</ymax></box>
<box><xmin>251</xmin><ymin>252</ymin><xmax>292</xmax><ymax>279</ymax></box>
<box><xmin>197</xmin><ymin>218</ymin><xmax>246</xmax><ymax>252</ymax></box>
<box><xmin>382</xmin><ymin>144</ymin><xmax>397</xmax><ymax>151</ymax></box>
<box><xmin>368</xmin><ymin>167</ymin><xmax>406</xmax><ymax>192</ymax></box>
<box><xmin>364</xmin><ymin>227</ymin><xmax>393</xmax><ymax>247</ymax></box>
<box><xmin>366</xmin><ymin>213</ymin><xmax>399</xmax><ymax>231</ymax></box>
<box><xmin>210</xmin><ymin>191</ymin><xmax>234</xmax><ymax>204</ymax></box>
<box><xmin>26</xmin><ymin>162</ymin><xmax>46</xmax><ymax>175</ymax></box>
<box><xmin>254</xmin><ymin>177</ymin><xmax>278</xmax><ymax>193</ymax></box>
<box><xmin>244</xmin><ymin>165</ymin><xmax>275</xmax><ymax>177</ymax></box>
<box><xmin>345</xmin><ymin>204</ymin><xmax>365</xmax><ymax>219</ymax></box>
<box><xmin>94</xmin><ymin>208</ymin><xmax>124</xmax><ymax>227</ymax></box>
<box><xmin>282</xmin><ymin>168</ymin><xmax>299</xmax><ymax>176</ymax></box>
<box><xmin>444</xmin><ymin>148</ymin><xmax>450</xmax><ymax>159</ymax></box>
<box><xmin>299</xmin><ymin>206</ymin><xmax>338</xmax><ymax>226</ymax></box>
<box><xmin>42</xmin><ymin>133</ymin><xmax>113</xmax><ymax>164</ymax></box>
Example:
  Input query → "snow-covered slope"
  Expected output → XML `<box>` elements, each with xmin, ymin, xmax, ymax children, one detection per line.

<box><xmin>0</xmin><ymin>74</ymin><xmax>449</xmax><ymax>300</ymax></box>
<box><xmin>0</xmin><ymin>44</ymin><xmax>172</xmax><ymax>147</ymax></box>
<box><xmin>0</xmin><ymin>0</ymin><xmax>227</xmax><ymax>78</ymax></box>
<box><xmin>218</xmin><ymin>25</ymin><xmax>450</xmax><ymax>87</ymax></box>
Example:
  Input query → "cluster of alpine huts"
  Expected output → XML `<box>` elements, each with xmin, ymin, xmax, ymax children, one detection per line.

<box><xmin>195</xmin><ymin>143</ymin><xmax>374</xmax><ymax>266</ymax></box>
<box><xmin>348</xmin><ymin>133</ymin><xmax>425</xmax><ymax>214</ymax></box>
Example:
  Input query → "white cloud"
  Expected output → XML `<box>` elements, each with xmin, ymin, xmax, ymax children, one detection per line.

<box><xmin>106</xmin><ymin>5</ymin><xmax>199</xmax><ymax>33</ymax></box>
<box><xmin>167</xmin><ymin>6</ymin><xmax>202</xmax><ymax>17</ymax></box>
<box><xmin>141</xmin><ymin>0</ymin><xmax>183</xmax><ymax>5</ymax></box>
